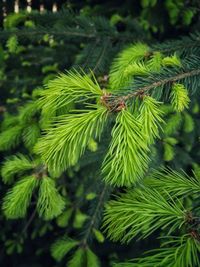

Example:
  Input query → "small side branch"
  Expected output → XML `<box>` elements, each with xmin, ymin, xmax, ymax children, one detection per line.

<box><xmin>102</xmin><ymin>68</ymin><xmax>200</xmax><ymax>111</ymax></box>
<box><xmin>81</xmin><ymin>184</ymin><xmax>109</xmax><ymax>247</ymax></box>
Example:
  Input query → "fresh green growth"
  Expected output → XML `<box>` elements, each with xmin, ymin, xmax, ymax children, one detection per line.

<box><xmin>139</xmin><ymin>96</ymin><xmax>164</xmax><ymax>144</ymax></box>
<box><xmin>38</xmin><ymin>70</ymin><xmax>103</xmax><ymax>119</ymax></box>
<box><xmin>2</xmin><ymin>176</ymin><xmax>38</xmax><ymax>219</ymax></box>
<box><xmin>163</xmin><ymin>142</ymin><xmax>175</xmax><ymax>161</ymax></box>
<box><xmin>104</xmin><ymin>186</ymin><xmax>185</xmax><ymax>243</ymax></box>
<box><xmin>162</xmin><ymin>54</ymin><xmax>181</xmax><ymax>67</ymax></box>
<box><xmin>163</xmin><ymin>112</ymin><xmax>182</xmax><ymax>135</ymax></box>
<box><xmin>104</xmin><ymin>167</ymin><xmax>200</xmax><ymax>265</ymax></box>
<box><xmin>6</xmin><ymin>35</ymin><xmax>18</xmax><ymax>53</ymax></box>
<box><xmin>35</xmin><ymin>105</ymin><xmax>108</xmax><ymax>175</ymax></box>
<box><xmin>86</xmin><ymin>248</ymin><xmax>100</xmax><ymax>267</ymax></box>
<box><xmin>1</xmin><ymin>154</ymin><xmax>34</xmax><ymax>184</ymax></box>
<box><xmin>109</xmin><ymin>43</ymin><xmax>149</xmax><ymax>89</ymax></box>
<box><xmin>115</xmin><ymin>236</ymin><xmax>200</xmax><ymax>267</ymax></box>
<box><xmin>22</xmin><ymin>122</ymin><xmax>41</xmax><ymax>149</ymax></box>
<box><xmin>0</xmin><ymin>101</ymin><xmax>41</xmax><ymax>152</ymax></box>
<box><xmin>144</xmin><ymin>168</ymin><xmax>200</xmax><ymax>197</ymax></box>
<box><xmin>37</xmin><ymin>176</ymin><xmax>65</xmax><ymax>220</ymax></box>
<box><xmin>183</xmin><ymin>112</ymin><xmax>194</xmax><ymax>133</ymax></box>
<box><xmin>1</xmin><ymin>13</ymin><xmax>200</xmax><ymax>266</ymax></box>
<box><xmin>102</xmin><ymin>109</ymin><xmax>149</xmax><ymax>187</ymax></box>
<box><xmin>68</xmin><ymin>248</ymin><xmax>86</xmax><ymax>267</ymax></box>
<box><xmin>170</xmin><ymin>83</ymin><xmax>190</xmax><ymax>112</ymax></box>
<box><xmin>67</xmin><ymin>247</ymin><xmax>100</xmax><ymax>267</ymax></box>
<box><xmin>0</xmin><ymin>125</ymin><xmax>23</xmax><ymax>151</ymax></box>
<box><xmin>146</xmin><ymin>52</ymin><xmax>163</xmax><ymax>72</ymax></box>
<box><xmin>51</xmin><ymin>236</ymin><xmax>78</xmax><ymax>262</ymax></box>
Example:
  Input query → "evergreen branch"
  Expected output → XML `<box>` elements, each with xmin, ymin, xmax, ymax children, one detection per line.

<box><xmin>104</xmin><ymin>66</ymin><xmax>200</xmax><ymax>111</ymax></box>
<box><xmin>156</xmin><ymin>40</ymin><xmax>200</xmax><ymax>54</ymax></box>
<box><xmin>163</xmin><ymin>112</ymin><xmax>182</xmax><ymax>135</ymax></box>
<box><xmin>103</xmin><ymin>187</ymin><xmax>186</xmax><ymax>243</ymax></box>
<box><xmin>138</xmin><ymin>96</ymin><xmax>164</xmax><ymax>144</ymax></box>
<box><xmin>38</xmin><ymin>70</ymin><xmax>103</xmax><ymax>119</ymax></box>
<box><xmin>22</xmin><ymin>122</ymin><xmax>41</xmax><ymax>150</ymax></box>
<box><xmin>1</xmin><ymin>154</ymin><xmax>34</xmax><ymax>184</ymax></box>
<box><xmin>37</xmin><ymin>176</ymin><xmax>65</xmax><ymax>220</ymax></box>
<box><xmin>81</xmin><ymin>183</ymin><xmax>109</xmax><ymax>246</ymax></box>
<box><xmin>85</xmin><ymin>248</ymin><xmax>101</xmax><ymax>267</ymax></box>
<box><xmin>51</xmin><ymin>236</ymin><xmax>79</xmax><ymax>262</ymax></box>
<box><xmin>115</xmin><ymin>236</ymin><xmax>200</xmax><ymax>267</ymax></box>
<box><xmin>35</xmin><ymin>106</ymin><xmax>108</xmax><ymax>175</ymax></box>
<box><xmin>170</xmin><ymin>83</ymin><xmax>190</xmax><ymax>112</ymax></box>
<box><xmin>102</xmin><ymin>109</ymin><xmax>150</xmax><ymax>187</ymax></box>
<box><xmin>122</xmin><ymin>68</ymin><xmax>200</xmax><ymax>101</ymax></box>
<box><xmin>2</xmin><ymin>176</ymin><xmax>39</xmax><ymax>219</ymax></box>
<box><xmin>144</xmin><ymin>168</ymin><xmax>200</xmax><ymax>197</ymax></box>
<box><xmin>151</xmin><ymin>32</ymin><xmax>200</xmax><ymax>55</ymax></box>
<box><xmin>92</xmin><ymin>39</ymin><xmax>109</xmax><ymax>73</ymax></box>
<box><xmin>77</xmin><ymin>40</ymin><xmax>101</xmax><ymax>70</ymax></box>
<box><xmin>19</xmin><ymin>101</ymin><xmax>38</xmax><ymax>123</ymax></box>
<box><xmin>74</xmin><ymin>38</ymin><xmax>116</xmax><ymax>75</ymax></box>
<box><xmin>0</xmin><ymin>125</ymin><xmax>23</xmax><ymax>151</ymax></box>
<box><xmin>109</xmin><ymin>43</ymin><xmax>149</xmax><ymax>90</ymax></box>
<box><xmin>21</xmin><ymin>207</ymin><xmax>37</xmax><ymax>235</ymax></box>
<box><xmin>68</xmin><ymin>248</ymin><xmax>85</xmax><ymax>267</ymax></box>
<box><xmin>0</xmin><ymin>28</ymin><xmax>97</xmax><ymax>39</ymax></box>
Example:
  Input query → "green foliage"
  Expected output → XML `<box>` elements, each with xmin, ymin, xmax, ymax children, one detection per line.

<box><xmin>4</xmin><ymin>13</ymin><xmax>27</xmax><ymax>29</ymax></box>
<box><xmin>123</xmin><ymin>62</ymin><xmax>149</xmax><ymax>78</ymax></box>
<box><xmin>115</xmin><ymin>236</ymin><xmax>200</xmax><ymax>267</ymax></box>
<box><xmin>1</xmin><ymin>154</ymin><xmax>34</xmax><ymax>184</ymax></box>
<box><xmin>22</xmin><ymin>122</ymin><xmax>41</xmax><ymax>149</ymax></box>
<box><xmin>146</xmin><ymin>52</ymin><xmax>162</xmax><ymax>72</ymax></box>
<box><xmin>102</xmin><ymin>109</ymin><xmax>149</xmax><ymax>187</ymax></box>
<box><xmin>19</xmin><ymin>101</ymin><xmax>39</xmax><ymax>124</ymax></box>
<box><xmin>56</xmin><ymin>208</ymin><xmax>73</xmax><ymax>228</ymax></box>
<box><xmin>0</xmin><ymin>125</ymin><xmax>23</xmax><ymax>151</ymax></box>
<box><xmin>163</xmin><ymin>112</ymin><xmax>182</xmax><ymax>135</ymax></box>
<box><xmin>35</xmin><ymin>105</ymin><xmax>108</xmax><ymax>175</ymax></box>
<box><xmin>86</xmin><ymin>248</ymin><xmax>100</xmax><ymax>267</ymax></box>
<box><xmin>1</xmin><ymin>5</ymin><xmax>200</xmax><ymax>267</ymax></box>
<box><xmin>163</xmin><ymin>142</ymin><xmax>175</xmax><ymax>161</ymax></box>
<box><xmin>6</xmin><ymin>35</ymin><xmax>18</xmax><ymax>54</ymax></box>
<box><xmin>144</xmin><ymin>168</ymin><xmax>200</xmax><ymax>197</ymax></box>
<box><xmin>109</xmin><ymin>43</ymin><xmax>149</xmax><ymax>89</ymax></box>
<box><xmin>139</xmin><ymin>96</ymin><xmax>164</xmax><ymax>144</ymax></box>
<box><xmin>183</xmin><ymin>112</ymin><xmax>194</xmax><ymax>133</ymax></box>
<box><xmin>66</xmin><ymin>247</ymin><xmax>100</xmax><ymax>267</ymax></box>
<box><xmin>37</xmin><ymin>176</ymin><xmax>65</xmax><ymax>220</ymax></box>
<box><xmin>38</xmin><ymin>70</ymin><xmax>103</xmax><ymax>119</ymax></box>
<box><xmin>104</xmin><ymin>185</ymin><xmax>185</xmax><ymax>243</ymax></box>
<box><xmin>2</xmin><ymin>176</ymin><xmax>38</xmax><ymax>219</ymax></box>
<box><xmin>93</xmin><ymin>228</ymin><xmax>105</xmax><ymax>243</ymax></box>
<box><xmin>170</xmin><ymin>83</ymin><xmax>190</xmax><ymax>112</ymax></box>
<box><xmin>68</xmin><ymin>248</ymin><xmax>86</xmax><ymax>267</ymax></box>
<box><xmin>162</xmin><ymin>54</ymin><xmax>181</xmax><ymax>67</ymax></box>
<box><xmin>73</xmin><ymin>209</ymin><xmax>88</xmax><ymax>229</ymax></box>
<box><xmin>51</xmin><ymin>236</ymin><xmax>78</xmax><ymax>262</ymax></box>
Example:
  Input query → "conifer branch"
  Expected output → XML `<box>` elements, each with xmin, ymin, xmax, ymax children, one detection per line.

<box><xmin>123</xmin><ymin>68</ymin><xmax>200</xmax><ymax>100</ymax></box>
<box><xmin>21</xmin><ymin>208</ymin><xmax>37</xmax><ymax>235</ymax></box>
<box><xmin>81</xmin><ymin>184</ymin><xmax>109</xmax><ymax>247</ymax></box>
<box><xmin>104</xmin><ymin>68</ymin><xmax>200</xmax><ymax>110</ymax></box>
<box><xmin>92</xmin><ymin>40</ymin><xmax>109</xmax><ymax>73</ymax></box>
<box><xmin>152</xmin><ymin>34</ymin><xmax>200</xmax><ymax>55</ymax></box>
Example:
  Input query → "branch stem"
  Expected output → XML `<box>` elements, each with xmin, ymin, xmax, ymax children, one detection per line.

<box><xmin>122</xmin><ymin>68</ymin><xmax>200</xmax><ymax>101</ymax></box>
<box><xmin>81</xmin><ymin>184</ymin><xmax>108</xmax><ymax>247</ymax></box>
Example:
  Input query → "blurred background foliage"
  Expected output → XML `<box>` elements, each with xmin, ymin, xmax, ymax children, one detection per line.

<box><xmin>1</xmin><ymin>0</ymin><xmax>200</xmax><ymax>266</ymax></box>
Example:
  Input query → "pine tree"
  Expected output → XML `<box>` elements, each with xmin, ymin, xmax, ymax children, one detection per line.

<box><xmin>1</xmin><ymin>6</ymin><xmax>200</xmax><ymax>267</ymax></box>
